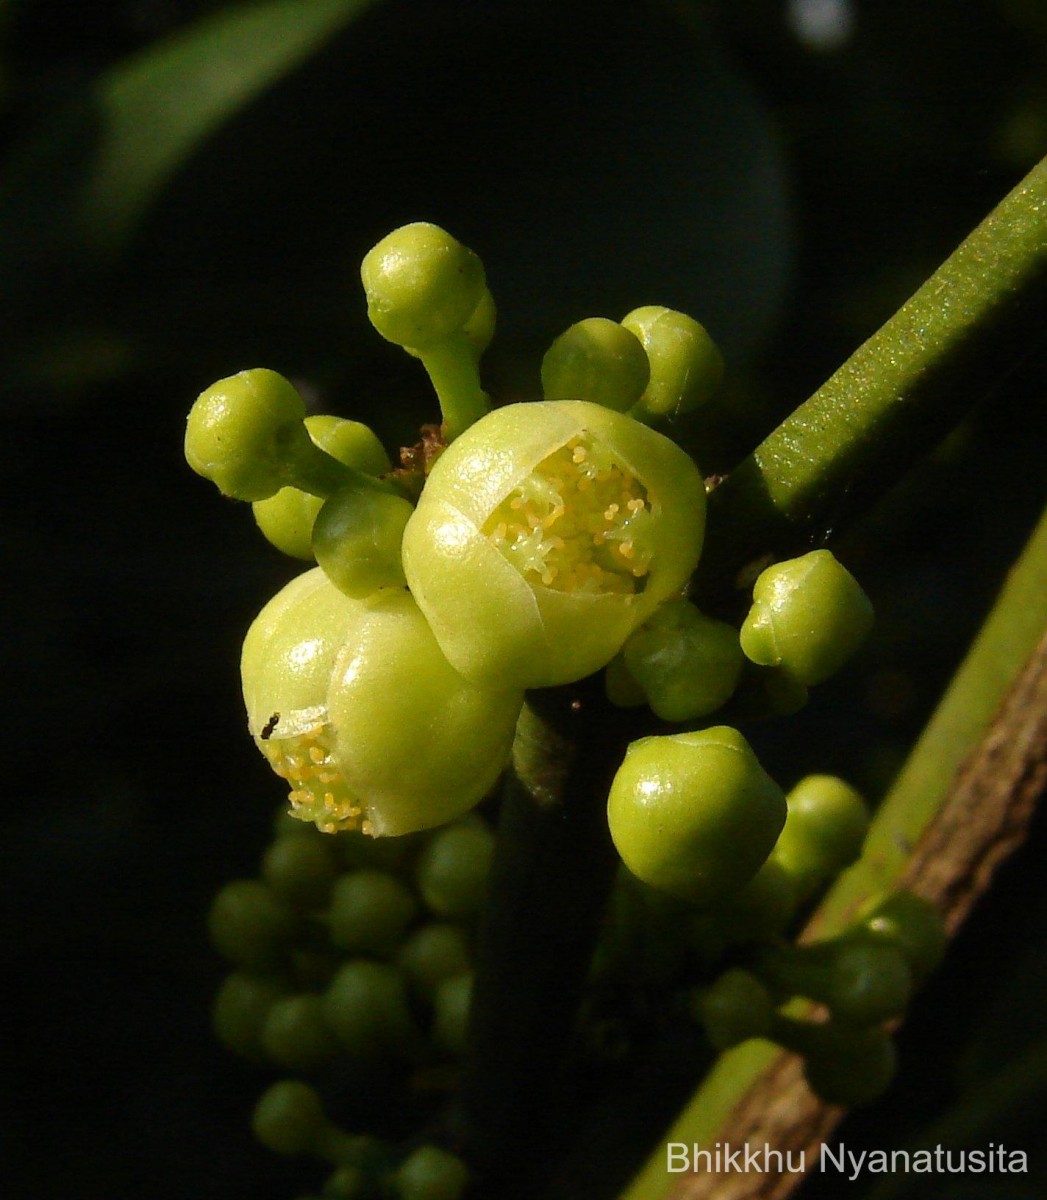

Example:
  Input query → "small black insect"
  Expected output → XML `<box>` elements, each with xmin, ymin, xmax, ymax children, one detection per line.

<box><xmin>260</xmin><ymin>712</ymin><xmax>280</xmax><ymax>740</ymax></box>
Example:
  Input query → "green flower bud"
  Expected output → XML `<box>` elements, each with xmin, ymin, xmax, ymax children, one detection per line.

<box><xmin>696</xmin><ymin>967</ymin><xmax>774</xmax><ymax>1051</ymax></box>
<box><xmin>213</xmin><ymin>972</ymin><xmax>288</xmax><ymax>1060</ymax></box>
<box><xmin>823</xmin><ymin>942</ymin><xmax>912</xmax><ymax>1026</ymax></box>
<box><xmin>397</xmin><ymin>923</ymin><xmax>472</xmax><ymax>1000</ymax></box>
<box><xmin>606</xmin><ymin>727</ymin><xmax>786</xmax><ymax>904</ymax></box>
<box><xmin>262</xmin><ymin>834</ymin><xmax>339</xmax><ymax>912</ymax></box>
<box><xmin>621</xmin><ymin>306</ymin><xmax>724</xmax><ymax>421</ymax></box>
<box><xmin>361</xmin><ymin>224</ymin><xmax>492</xmax><ymax>438</ymax></box>
<box><xmin>402</xmin><ymin>400</ymin><xmax>706</xmax><ymax>689</ymax></box>
<box><xmin>760</xmin><ymin>939</ymin><xmax>911</xmax><ymax>1027</ymax></box>
<box><xmin>186</xmin><ymin>368</ymin><xmax>311</xmax><ymax>500</ymax></box>
<box><xmin>414</xmin><ymin>819</ymin><xmax>494</xmax><ymax>921</ymax></box>
<box><xmin>405</xmin><ymin>287</ymin><xmax>496</xmax><ymax>363</ymax></box>
<box><xmin>740</xmin><ymin>549</ymin><xmax>873</xmax><ymax>685</ymax></box>
<box><xmin>326</xmin><ymin>869</ymin><xmax>418</xmax><ymax>957</ymax></box>
<box><xmin>541</xmin><ymin>317</ymin><xmax>650</xmax><ymax>412</ymax></box>
<box><xmin>855</xmin><ymin>891</ymin><xmax>946</xmax><ymax>984</ymax></box>
<box><xmin>621</xmin><ymin>597</ymin><xmax>744</xmax><ymax>721</ymax></box>
<box><xmin>241</xmin><ymin>569</ymin><xmax>522</xmax><ymax>837</ymax></box>
<box><xmin>774</xmin><ymin>774</ymin><xmax>870</xmax><ymax>894</ymax></box>
<box><xmin>325</xmin><ymin>591</ymin><xmax>522</xmax><ymax>837</ymax></box>
<box><xmin>312</xmin><ymin>486</ymin><xmax>414</xmax><ymax>598</ymax></box>
<box><xmin>208</xmin><ymin>879</ymin><xmax>299</xmax><ymax>972</ymax></box>
<box><xmin>395</xmin><ymin>1145</ymin><xmax>470</xmax><ymax>1200</ymax></box>
<box><xmin>361</xmin><ymin>223</ymin><xmax>486</xmax><ymax>350</ymax></box>
<box><xmin>253</xmin><ymin>1080</ymin><xmax>327</xmax><ymax>1156</ymax></box>
<box><xmin>252</xmin><ymin>416</ymin><xmax>392</xmax><ymax>560</ymax></box>
<box><xmin>260</xmin><ymin>993</ymin><xmax>341</xmax><ymax>1070</ymax></box>
<box><xmin>321</xmin><ymin>959</ymin><xmax>419</xmax><ymax>1059</ymax></box>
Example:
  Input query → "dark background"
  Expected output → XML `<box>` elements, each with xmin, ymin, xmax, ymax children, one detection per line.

<box><xmin>3</xmin><ymin>1</ymin><xmax>1047</xmax><ymax>1197</ymax></box>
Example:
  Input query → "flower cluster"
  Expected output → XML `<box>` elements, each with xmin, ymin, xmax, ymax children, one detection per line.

<box><xmin>186</xmin><ymin>222</ymin><xmax>873</xmax><ymax>917</ymax></box>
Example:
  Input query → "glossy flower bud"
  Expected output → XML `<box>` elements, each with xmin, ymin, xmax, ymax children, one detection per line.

<box><xmin>262</xmin><ymin>834</ymin><xmax>339</xmax><ymax>912</ymax></box>
<box><xmin>740</xmin><ymin>549</ymin><xmax>874</xmax><ymax>686</ymax></box>
<box><xmin>621</xmin><ymin>306</ymin><xmax>724</xmax><ymax>421</ymax></box>
<box><xmin>252</xmin><ymin>416</ymin><xmax>392</xmax><ymax>560</ymax></box>
<box><xmin>621</xmin><ymin>597</ymin><xmax>744</xmax><ymax>721</ymax></box>
<box><xmin>312</xmin><ymin>486</ymin><xmax>414</xmax><ymax>598</ymax></box>
<box><xmin>208</xmin><ymin>879</ymin><xmax>298</xmax><ymax>972</ymax></box>
<box><xmin>405</xmin><ymin>287</ymin><xmax>495</xmax><ymax>362</ymax></box>
<box><xmin>242</xmin><ymin>569</ymin><xmax>522</xmax><ymax>837</ymax></box>
<box><xmin>326</xmin><ymin>591</ymin><xmax>522</xmax><ymax>836</ymax></box>
<box><xmin>361</xmin><ymin>222</ymin><xmax>486</xmax><ymax>350</ymax></box>
<box><xmin>541</xmin><ymin>317</ymin><xmax>650</xmax><ymax>412</ymax></box>
<box><xmin>186</xmin><ymin>368</ymin><xmax>312</xmax><ymax>501</ymax></box>
<box><xmin>774</xmin><ymin>774</ymin><xmax>870</xmax><ymax>896</ymax></box>
<box><xmin>606</xmin><ymin>727</ymin><xmax>786</xmax><ymax>904</ymax></box>
<box><xmin>402</xmin><ymin>400</ymin><xmax>706</xmax><ymax>689</ymax></box>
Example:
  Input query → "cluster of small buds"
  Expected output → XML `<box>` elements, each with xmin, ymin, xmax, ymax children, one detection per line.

<box><xmin>693</xmin><ymin>889</ymin><xmax>945</xmax><ymax>1106</ymax></box>
<box><xmin>210</xmin><ymin>810</ymin><xmax>492</xmax><ymax>1198</ymax></box>
<box><xmin>188</xmin><ymin>221</ymin><xmax>905</xmax><ymax>1197</ymax></box>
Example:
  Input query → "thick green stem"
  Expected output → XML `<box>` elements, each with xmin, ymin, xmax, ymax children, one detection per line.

<box><xmin>289</xmin><ymin>440</ymin><xmax>402</xmax><ymax>500</ymax></box>
<box><xmin>458</xmin><ymin>678</ymin><xmax>635</xmax><ymax>1195</ymax></box>
<box><xmin>418</xmin><ymin>334</ymin><xmax>491</xmax><ymax>440</ymax></box>
<box><xmin>696</xmin><ymin>155</ymin><xmax>1047</xmax><ymax>606</ymax></box>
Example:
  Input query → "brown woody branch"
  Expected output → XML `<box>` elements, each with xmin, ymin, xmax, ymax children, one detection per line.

<box><xmin>667</xmin><ymin>627</ymin><xmax>1047</xmax><ymax>1200</ymax></box>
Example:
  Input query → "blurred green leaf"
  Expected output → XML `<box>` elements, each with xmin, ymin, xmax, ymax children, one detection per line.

<box><xmin>0</xmin><ymin>0</ymin><xmax>377</xmax><ymax>370</ymax></box>
<box><xmin>78</xmin><ymin>0</ymin><xmax>377</xmax><ymax>252</ymax></box>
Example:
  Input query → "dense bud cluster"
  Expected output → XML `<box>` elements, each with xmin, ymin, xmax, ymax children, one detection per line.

<box><xmin>210</xmin><ymin>812</ymin><xmax>487</xmax><ymax>1197</ymax></box>
<box><xmin>188</xmin><ymin>221</ymin><xmax>913</xmax><ymax>1195</ymax></box>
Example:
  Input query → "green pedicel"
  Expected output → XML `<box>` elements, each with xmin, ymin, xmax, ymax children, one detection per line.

<box><xmin>361</xmin><ymin>222</ymin><xmax>491</xmax><ymax>438</ymax></box>
<box><xmin>253</xmin><ymin>415</ymin><xmax>392</xmax><ymax>560</ymax></box>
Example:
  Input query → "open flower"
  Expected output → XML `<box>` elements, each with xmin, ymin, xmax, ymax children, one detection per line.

<box><xmin>401</xmin><ymin>400</ymin><xmax>706</xmax><ymax>690</ymax></box>
<box><xmin>241</xmin><ymin>568</ymin><xmax>522</xmax><ymax>836</ymax></box>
